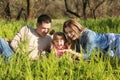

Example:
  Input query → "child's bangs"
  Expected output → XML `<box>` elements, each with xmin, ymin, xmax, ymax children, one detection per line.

<box><xmin>54</xmin><ymin>35</ymin><xmax>64</xmax><ymax>40</ymax></box>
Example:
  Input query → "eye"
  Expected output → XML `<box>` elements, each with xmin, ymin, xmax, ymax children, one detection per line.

<box><xmin>66</xmin><ymin>31</ymin><xmax>73</xmax><ymax>35</ymax></box>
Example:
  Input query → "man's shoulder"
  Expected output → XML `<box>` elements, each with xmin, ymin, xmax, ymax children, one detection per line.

<box><xmin>21</xmin><ymin>26</ymin><xmax>33</xmax><ymax>29</ymax></box>
<box><xmin>44</xmin><ymin>34</ymin><xmax>52</xmax><ymax>40</ymax></box>
<box><xmin>20</xmin><ymin>26</ymin><xmax>34</xmax><ymax>32</ymax></box>
<box><xmin>46</xmin><ymin>34</ymin><xmax>52</xmax><ymax>38</ymax></box>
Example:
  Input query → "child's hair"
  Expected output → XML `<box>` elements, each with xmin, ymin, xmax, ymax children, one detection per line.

<box><xmin>52</xmin><ymin>32</ymin><xmax>67</xmax><ymax>44</ymax></box>
<box><xmin>49</xmin><ymin>29</ymin><xmax>55</xmax><ymax>35</ymax></box>
<box><xmin>51</xmin><ymin>32</ymin><xmax>75</xmax><ymax>50</ymax></box>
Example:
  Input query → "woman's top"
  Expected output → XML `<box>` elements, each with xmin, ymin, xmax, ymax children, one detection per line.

<box><xmin>76</xmin><ymin>29</ymin><xmax>120</xmax><ymax>59</ymax></box>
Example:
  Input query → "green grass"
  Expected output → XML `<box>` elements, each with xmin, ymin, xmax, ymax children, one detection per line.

<box><xmin>0</xmin><ymin>17</ymin><xmax>120</xmax><ymax>80</ymax></box>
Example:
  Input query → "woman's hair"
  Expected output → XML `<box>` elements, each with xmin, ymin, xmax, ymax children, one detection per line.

<box><xmin>63</xmin><ymin>19</ymin><xmax>85</xmax><ymax>50</ymax></box>
<box><xmin>63</xmin><ymin>19</ymin><xmax>85</xmax><ymax>37</ymax></box>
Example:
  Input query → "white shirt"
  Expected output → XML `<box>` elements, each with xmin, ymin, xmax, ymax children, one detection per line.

<box><xmin>10</xmin><ymin>26</ymin><xmax>51</xmax><ymax>59</ymax></box>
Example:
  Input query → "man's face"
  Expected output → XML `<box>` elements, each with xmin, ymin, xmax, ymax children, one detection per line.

<box><xmin>36</xmin><ymin>22</ymin><xmax>51</xmax><ymax>37</ymax></box>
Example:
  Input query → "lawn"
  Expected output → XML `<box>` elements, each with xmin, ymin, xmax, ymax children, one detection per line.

<box><xmin>0</xmin><ymin>17</ymin><xmax>120</xmax><ymax>80</ymax></box>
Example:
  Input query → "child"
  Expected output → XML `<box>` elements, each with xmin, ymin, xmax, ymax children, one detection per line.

<box><xmin>51</xmin><ymin>32</ymin><xmax>68</xmax><ymax>57</ymax></box>
<box><xmin>51</xmin><ymin>32</ymin><xmax>81</xmax><ymax>58</ymax></box>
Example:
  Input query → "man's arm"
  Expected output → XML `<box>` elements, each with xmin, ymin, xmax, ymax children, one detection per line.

<box><xmin>10</xmin><ymin>26</ymin><xmax>28</xmax><ymax>51</ymax></box>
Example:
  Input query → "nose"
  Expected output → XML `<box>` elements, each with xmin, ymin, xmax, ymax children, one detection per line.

<box><xmin>67</xmin><ymin>32</ymin><xmax>72</xmax><ymax>38</ymax></box>
<box><xmin>58</xmin><ymin>40</ymin><xmax>64</xmax><ymax>46</ymax></box>
<box><xmin>58</xmin><ymin>41</ymin><xmax>62</xmax><ymax>45</ymax></box>
<box><xmin>67</xmin><ymin>33</ymin><xmax>71</xmax><ymax>36</ymax></box>
<box><xmin>44</xmin><ymin>29</ymin><xmax>49</xmax><ymax>33</ymax></box>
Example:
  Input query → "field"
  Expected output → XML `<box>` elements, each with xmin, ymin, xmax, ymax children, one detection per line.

<box><xmin>0</xmin><ymin>17</ymin><xmax>120</xmax><ymax>80</ymax></box>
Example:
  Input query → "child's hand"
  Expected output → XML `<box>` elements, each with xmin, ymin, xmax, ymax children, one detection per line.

<box><xmin>65</xmin><ymin>49</ymin><xmax>82</xmax><ymax>58</ymax></box>
<box><xmin>57</xmin><ymin>49</ymin><xmax>66</xmax><ymax>53</ymax></box>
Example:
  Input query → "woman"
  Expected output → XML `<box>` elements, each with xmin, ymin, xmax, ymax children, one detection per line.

<box><xmin>63</xmin><ymin>19</ymin><xmax>120</xmax><ymax>59</ymax></box>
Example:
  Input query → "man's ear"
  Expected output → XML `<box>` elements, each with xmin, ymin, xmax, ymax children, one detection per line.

<box><xmin>36</xmin><ymin>23</ymin><xmax>38</xmax><ymax>28</ymax></box>
<box><xmin>36</xmin><ymin>23</ymin><xmax>41</xmax><ymax>28</ymax></box>
<box><xmin>49</xmin><ymin>29</ymin><xmax>55</xmax><ymax>35</ymax></box>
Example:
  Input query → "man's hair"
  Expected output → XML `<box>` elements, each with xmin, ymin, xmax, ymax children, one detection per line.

<box><xmin>37</xmin><ymin>14</ymin><xmax>51</xmax><ymax>24</ymax></box>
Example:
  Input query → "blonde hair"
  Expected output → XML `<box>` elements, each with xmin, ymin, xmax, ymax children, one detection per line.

<box><xmin>63</xmin><ymin>19</ymin><xmax>85</xmax><ymax>37</ymax></box>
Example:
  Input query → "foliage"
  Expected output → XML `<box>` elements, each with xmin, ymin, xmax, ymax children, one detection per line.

<box><xmin>0</xmin><ymin>0</ymin><xmax>120</xmax><ymax>19</ymax></box>
<box><xmin>0</xmin><ymin>17</ymin><xmax>120</xmax><ymax>80</ymax></box>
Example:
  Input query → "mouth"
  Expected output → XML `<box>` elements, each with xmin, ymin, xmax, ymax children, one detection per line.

<box><xmin>43</xmin><ymin>33</ymin><xmax>47</xmax><ymax>36</ymax></box>
<box><xmin>70</xmin><ymin>35</ymin><xmax>75</xmax><ymax>40</ymax></box>
<box><xmin>71</xmin><ymin>35</ymin><xmax>77</xmax><ymax>40</ymax></box>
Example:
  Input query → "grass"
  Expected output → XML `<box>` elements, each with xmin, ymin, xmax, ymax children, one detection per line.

<box><xmin>0</xmin><ymin>17</ymin><xmax>120</xmax><ymax>80</ymax></box>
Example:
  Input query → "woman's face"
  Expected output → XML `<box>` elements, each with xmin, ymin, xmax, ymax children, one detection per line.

<box><xmin>64</xmin><ymin>27</ymin><xmax>78</xmax><ymax>40</ymax></box>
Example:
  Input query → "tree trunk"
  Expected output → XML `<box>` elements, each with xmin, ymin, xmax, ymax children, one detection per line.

<box><xmin>4</xmin><ymin>1</ymin><xmax>11</xmax><ymax>20</ymax></box>
<box><xmin>82</xmin><ymin>0</ymin><xmax>88</xmax><ymax>19</ymax></box>
<box><xmin>16</xmin><ymin>7</ymin><xmax>24</xmax><ymax>20</ymax></box>
<box><xmin>64</xmin><ymin>0</ymin><xmax>80</xmax><ymax>18</ymax></box>
<box><xmin>27</xmin><ymin>0</ymin><xmax>30</xmax><ymax>20</ymax></box>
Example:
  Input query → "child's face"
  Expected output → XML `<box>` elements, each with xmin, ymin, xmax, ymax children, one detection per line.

<box><xmin>53</xmin><ymin>39</ymin><xmax>65</xmax><ymax>49</ymax></box>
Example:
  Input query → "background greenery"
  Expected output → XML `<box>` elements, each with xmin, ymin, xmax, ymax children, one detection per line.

<box><xmin>0</xmin><ymin>17</ymin><xmax>120</xmax><ymax>80</ymax></box>
<box><xmin>0</xmin><ymin>0</ymin><xmax>120</xmax><ymax>19</ymax></box>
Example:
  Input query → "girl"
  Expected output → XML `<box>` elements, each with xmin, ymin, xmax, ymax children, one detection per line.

<box><xmin>51</xmin><ymin>32</ymin><xmax>68</xmax><ymax>57</ymax></box>
<box><xmin>51</xmin><ymin>32</ymin><xmax>80</xmax><ymax>58</ymax></box>
<box><xmin>63</xmin><ymin>19</ymin><xmax>120</xmax><ymax>59</ymax></box>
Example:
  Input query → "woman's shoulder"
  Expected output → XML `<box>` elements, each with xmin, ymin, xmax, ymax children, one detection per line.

<box><xmin>80</xmin><ymin>28</ymin><xmax>97</xmax><ymax>42</ymax></box>
<box><xmin>81</xmin><ymin>29</ymin><xmax>93</xmax><ymax>37</ymax></box>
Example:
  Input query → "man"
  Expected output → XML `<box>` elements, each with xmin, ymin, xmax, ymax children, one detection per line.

<box><xmin>0</xmin><ymin>14</ymin><xmax>52</xmax><ymax>60</ymax></box>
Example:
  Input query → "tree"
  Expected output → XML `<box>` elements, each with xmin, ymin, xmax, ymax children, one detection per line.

<box><xmin>64</xmin><ymin>0</ymin><xmax>81</xmax><ymax>18</ymax></box>
<box><xmin>16</xmin><ymin>7</ymin><xmax>26</xmax><ymax>20</ymax></box>
<box><xmin>88</xmin><ymin>0</ymin><xmax>105</xmax><ymax>19</ymax></box>
<box><xmin>82</xmin><ymin>0</ymin><xmax>89</xmax><ymax>19</ymax></box>
<box><xmin>26</xmin><ymin>0</ymin><xmax>30</xmax><ymax>20</ymax></box>
<box><xmin>4</xmin><ymin>1</ymin><xmax>11</xmax><ymax>20</ymax></box>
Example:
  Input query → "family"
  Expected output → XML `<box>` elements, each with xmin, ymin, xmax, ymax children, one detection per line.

<box><xmin>0</xmin><ymin>14</ymin><xmax>120</xmax><ymax>62</ymax></box>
